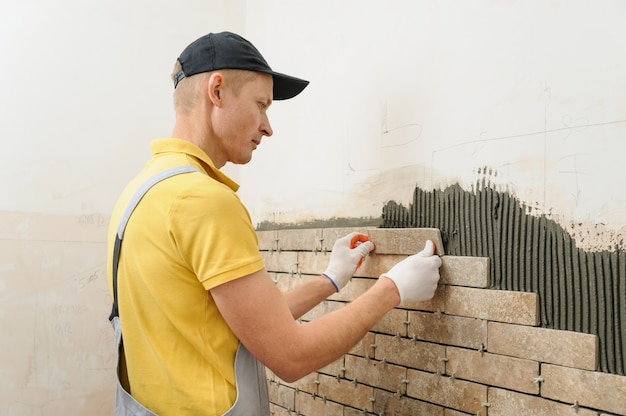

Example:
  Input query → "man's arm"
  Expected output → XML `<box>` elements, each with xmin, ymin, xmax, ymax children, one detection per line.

<box><xmin>283</xmin><ymin>275</ymin><xmax>336</xmax><ymax>320</ymax></box>
<box><xmin>211</xmin><ymin>239</ymin><xmax>441</xmax><ymax>383</ymax></box>
<box><xmin>211</xmin><ymin>268</ymin><xmax>400</xmax><ymax>383</ymax></box>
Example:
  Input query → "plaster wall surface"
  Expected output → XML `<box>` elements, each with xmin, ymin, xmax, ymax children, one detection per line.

<box><xmin>238</xmin><ymin>1</ymin><xmax>626</xmax><ymax>254</ymax></box>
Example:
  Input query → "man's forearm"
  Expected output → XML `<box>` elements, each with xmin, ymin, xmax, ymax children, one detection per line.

<box><xmin>279</xmin><ymin>277</ymin><xmax>400</xmax><ymax>381</ymax></box>
<box><xmin>284</xmin><ymin>275</ymin><xmax>337</xmax><ymax>320</ymax></box>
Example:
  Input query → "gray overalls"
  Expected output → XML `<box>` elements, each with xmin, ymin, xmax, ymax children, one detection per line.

<box><xmin>109</xmin><ymin>166</ymin><xmax>270</xmax><ymax>415</ymax></box>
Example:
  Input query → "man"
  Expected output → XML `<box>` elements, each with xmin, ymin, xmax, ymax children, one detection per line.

<box><xmin>107</xmin><ymin>31</ymin><xmax>441</xmax><ymax>415</ymax></box>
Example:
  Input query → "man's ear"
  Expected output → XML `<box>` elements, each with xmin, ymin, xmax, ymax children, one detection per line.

<box><xmin>207</xmin><ymin>72</ymin><xmax>224</xmax><ymax>107</ymax></box>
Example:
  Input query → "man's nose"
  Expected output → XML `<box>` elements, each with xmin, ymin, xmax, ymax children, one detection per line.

<box><xmin>261</xmin><ymin>117</ymin><xmax>273</xmax><ymax>137</ymax></box>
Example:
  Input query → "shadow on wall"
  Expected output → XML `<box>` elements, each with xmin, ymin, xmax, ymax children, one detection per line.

<box><xmin>381</xmin><ymin>182</ymin><xmax>625</xmax><ymax>376</ymax></box>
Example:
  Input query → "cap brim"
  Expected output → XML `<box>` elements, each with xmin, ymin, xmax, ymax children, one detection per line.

<box><xmin>270</xmin><ymin>72</ymin><xmax>310</xmax><ymax>100</ymax></box>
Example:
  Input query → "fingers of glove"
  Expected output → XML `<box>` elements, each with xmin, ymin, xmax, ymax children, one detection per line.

<box><xmin>387</xmin><ymin>250</ymin><xmax>433</xmax><ymax>274</ymax></box>
<box><xmin>407</xmin><ymin>252</ymin><xmax>442</xmax><ymax>274</ymax></box>
<box><xmin>418</xmin><ymin>251</ymin><xmax>442</xmax><ymax>268</ymax></box>
<box><xmin>326</xmin><ymin>233</ymin><xmax>374</xmax><ymax>290</ymax></box>
<box><xmin>383</xmin><ymin>253</ymin><xmax>442</xmax><ymax>303</ymax></box>
<box><xmin>351</xmin><ymin>240</ymin><xmax>375</xmax><ymax>270</ymax></box>
<box><xmin>329</xmin><ymin>234</ymin><xmax>360</xmax><ymax>268</ymax></box>
<box><xmin>334</xmin><ymin>232</ymin><xmax>360</xmax><ymax>250</ymax></box>
<box><xmin>324</xmin><ymin>234</ymin><xmax>363</xmax><ymax>290</ymax></box>
<box><xmin>353</xmin><ymin>240</ymin><xmax>375</xmax><ymax>258</ymax></box>
<box><xmin>332</xmin><ymin>233</ymin><xmax>372</xmax><ymax>262</ymax></box>
<box><xmin>417</xmin><ymin>240</ymin><xmax>436</xmax><ymax>257</ymax></box>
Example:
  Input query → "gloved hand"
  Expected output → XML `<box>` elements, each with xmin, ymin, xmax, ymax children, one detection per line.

<box><xmin>381</xmin><ymin>240</ymin><xmax>442</xmax><ymax>303</ymax></box>
<box><xmin>323</xmin><ymin>232</ymin><xmax>375</xmax><ymax>292</ymax></box>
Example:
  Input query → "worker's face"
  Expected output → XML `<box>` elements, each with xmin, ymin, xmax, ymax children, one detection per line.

<box><xmin>214</xmin><ymin>72</ymin><xmax>274</xmax><ymax>165</ymax></box>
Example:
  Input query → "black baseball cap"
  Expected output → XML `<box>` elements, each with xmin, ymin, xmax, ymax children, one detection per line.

<box><xmin>174</xmin><ymin>31</ymin><xmax>309</xmax><ymax>100</ymax></box>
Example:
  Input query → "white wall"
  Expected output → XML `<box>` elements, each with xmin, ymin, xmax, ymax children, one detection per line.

<box><xmin>0</xmin><ymin>0</ymin><xmax>244</xmax><ymax>215</ymax></box>
<box><xmin>2</xmin><ymin>0</ymin><xmax>624</xmax><ymax>248</ymax></box>
<box><xmin>236</xmin><ymin>0</ymin><xmax>626</xmax><ymax>250</ymax></box>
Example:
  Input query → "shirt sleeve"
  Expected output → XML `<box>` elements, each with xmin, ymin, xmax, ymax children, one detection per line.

<box><xmin>168</xmin><ymin>176</ymin><xmax>265</xmax><ymax>290</ymax></box>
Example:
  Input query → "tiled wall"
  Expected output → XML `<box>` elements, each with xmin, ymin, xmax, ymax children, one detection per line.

<box><xmin>258</xmin><ymin>228</ymin><xmax>626</xmax><ymax>416</ymax></box>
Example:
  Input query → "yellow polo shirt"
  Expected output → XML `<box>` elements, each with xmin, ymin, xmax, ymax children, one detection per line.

<box><xmin>107</xmin><ymin>138</ymin><xmax>265</xmax><ymax>415</ymax></box>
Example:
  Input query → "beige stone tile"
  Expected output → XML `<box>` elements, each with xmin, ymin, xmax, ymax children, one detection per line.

<box><xmin>410</xmin><ymin>285</ymin><xmax>539</xmax><ymax>326</ymax></box>
<box><xmin>408</xmin><ymin>311</ymin><xmax>488</xmax><ymax>349</ymax></box>
<box><xmin>440</xmin><ymin>255</ymin><xmax>490</xmax><ymax>287</ymax></box>
<box><xmin>446</xmin><ymin>346</ymin><xmax>539</xmax><ymax>394</ymax></box>
<box><xmin>406</xmin><ymin>369</ymin><xmax>488</xmax><ymax>414</ymax></box>
<box><xmin>256</xmin><ymin>229</ymin><xmax>277</xmax><ymax>251</ymax></box>
<box><xmin>462</xmin><ymin>287</ymin><xmax>540</xmax><ymax>325</ymax></box>
<box><xmin>262</xmin><ymin>250</ymin><xmax>298</xmax><ymax>273</ymax></box>
<box><xmin>407</xmin><ymin>283</ymin><xmax>447</xmax><ymax>312</ymax></box>
<box><xmin>329</xmin><ymin>277</ymin><xmax>375</xmax><ymax>302</ymax></box>
<box><xmin>372</xmin><ymin>308</ymin><xmax>409</xmax><ymax>337</ymax></box>
<box><xmin>488</xmin><ymin>387</ymin><xmax>598</xmax><ymax>416</ymax></box>
<box><xmin>282</xmin><ymin>372</ymin><xmax>319</xmax><ymax>396</ymax></box>
<box><xmin>266</xmin><ymin>367</ymin><xmax>277</xmax><ymax>383</ymax></box>
<box><xmin>344</xmin><ymin>355</ymin><xmax>407</xmax><ymax>394</ymax></box>
<box><xmin>373</xmin><ymin>388</ymin><xmax>445</xmax><ymax>416</ymax></box>
<box><xmin>444</xmin><ymin>409</ymin><xmax>474</xmax><ymax>416</ymax></box>
<box><xmin>367</xmin><ymin>228</ymin><xmax>444</xmax><ymax>255</ymax></box>
<box><xmin>344</xmin><ymin>408</ymin><xmax>374</xmax><ymax>416</ymax></box>
<box><xmin>296</xmin><ymin>251</ymin><xmax>331</xmax><ymax>275</ymax></box>
<box><xmin>276</xmin><ymin>228</ymin><xmax>323</xmax><ymax>251</ymax></box>
<box><xmin>318</xmin><ymin>356</ymin><xmax>345</xmax><ymax>380</ymax></box>
<box><xmin>267</xmin><ymin>382</ymin><xmax>295</xmax><ymax>411</ymax></box>
<box><xmin>374</xmin><ymin>333</ymin><xmax>446</xmax><ymax>374</ymax></box>
<box><xmin>295</xmin><ymin>390</ymin><xmax>344</xmax><ymax>416</ymax></box>
<box><xmin>273</xmin><ymin>271</ymin><xmax>317</xmax><ymax>293</ymax></box>
<box><xmin>318</xmin><ymin>373</ymin><xmax>375</xmax><ymax>412</ymax></box>
<box><xmin>541</xmin><ymin>364</ymin><xmax>626</xmax><ymax>415</ymax></box>
<box><xmin>268</xmin><ymin>402</ymin><xmax>292</xmax><ymax>416</ymax></box>
<box><xmin>358</xmin><ymin>253</ymin><xmax>488</xmax><ymax>285</ymax></box>
<box><xmin>349</xmin><ymin>332</ymin><xmax>376</xmax><ymax>359</ymax></box>
<box><xmin>487</xmin><ymin>322</ymin><xmax>599</xmax><ymax>370</ymax></box>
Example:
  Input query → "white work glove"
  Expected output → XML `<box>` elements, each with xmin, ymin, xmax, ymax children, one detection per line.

<box><xmin>323</xmin><ymin>232</ymin><xmax>375</xmax><ymax>291</ymax></box>
<box><xmin>381</xmin><ymin>240</ymin><xmax>442</xmax><ymax>303</ymax></box>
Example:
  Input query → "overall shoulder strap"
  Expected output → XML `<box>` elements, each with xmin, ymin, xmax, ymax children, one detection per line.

<box><xmin>109</xmin><ymin>166</ymin><xmax>200</xmax><ymax>322</ymax></box>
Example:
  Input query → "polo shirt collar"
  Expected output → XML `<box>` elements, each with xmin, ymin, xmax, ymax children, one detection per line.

<box><xmin>151</xmin><ymin>138</ymin><xmax>239</xmax><ymax>191</ymax></box>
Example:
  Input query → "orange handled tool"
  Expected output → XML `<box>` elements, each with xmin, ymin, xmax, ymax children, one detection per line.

<box><xmin>350</xmin><ymin>234</ymin><xmax>375</xmax><ymax>268</ymax></box>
